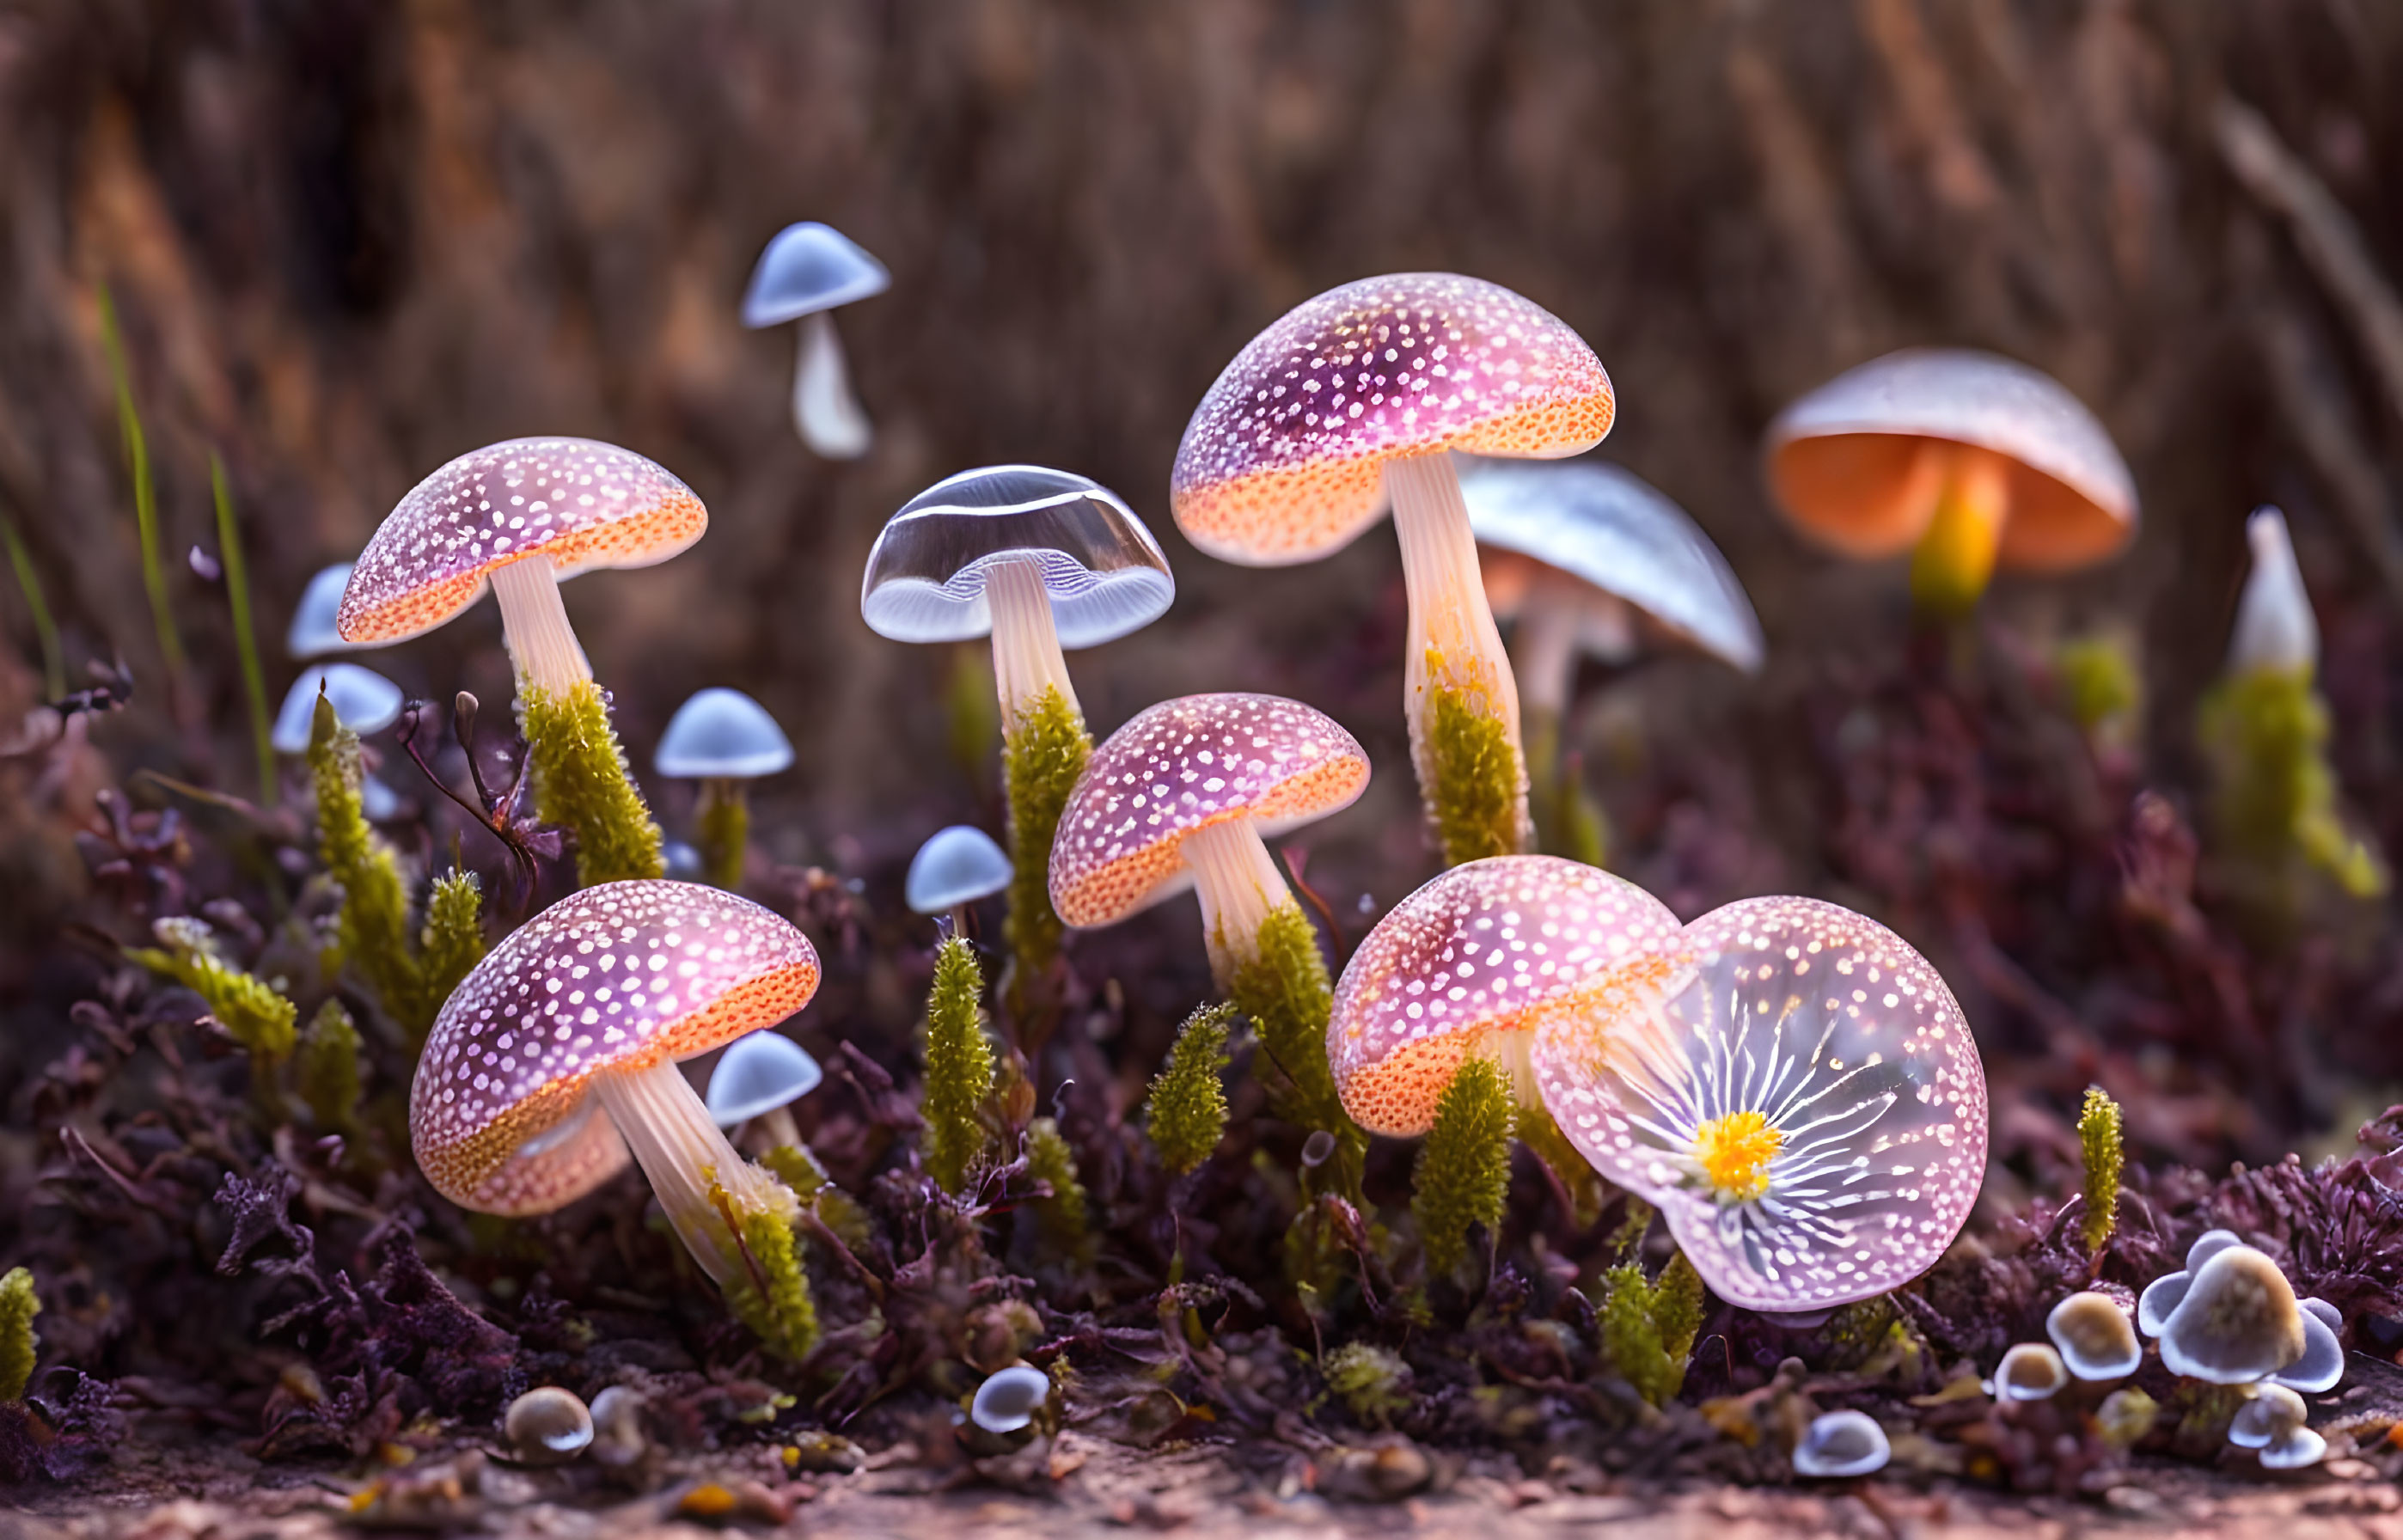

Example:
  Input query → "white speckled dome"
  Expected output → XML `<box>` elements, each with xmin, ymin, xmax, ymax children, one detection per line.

<box><xmin>1535</xmin><ymin>895</ymin><xmax>1988</xmax><ymax>1312</ymax></box>
<box><xmin>410</xmin><ymin>880</ymin><xmax>819</xmax><ymax>1217</ymax></box>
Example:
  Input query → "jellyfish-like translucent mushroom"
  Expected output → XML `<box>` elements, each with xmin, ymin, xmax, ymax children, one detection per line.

<box><xmin>970</xmin><ymin>1365</ymin><xmax>1053</xmax><ymax>1435</ymax></box>
<box><xmin>906</xmin><ymin>825</ymin><xmax>1013</xmax><ymax>931</ymax></box>
<box><xmin>2138</xmin><ymin>1238</ymin><xmax>2333</xmax><ymax>1386</ymax></box>
<box><xmin>2228</xmin><ymin>508</ymin><xmax>2318</xmax><ymax>679</ymax></box>
<box><xmin>2136</xmin><ymin>1230</ymin><xmax>2245</xmax><ymax>1335</ymax></box>
<box><xmin>1992</xmin><ymin>1341</ymin><xmax>2069</xmax><ymax>1402</ymax></box>
<box><xmin>705</xmin><ymin>1030</ymin><xmax>822</xmax><ymax>1153</ymax></box>
<box><xmin>1171</xmin><ymin>274</ymin><xmax>1617</xmax><ymax>863</ymax></box>
<box><xmin>2046</xmin><ymin>1291</ymin><xmax>2143</xmax><ymax>1381</ymax></box>
<box><xmin>862</xmin><ymin>465</ymin><xmax>1173</xmax><ymax>728</ymax></box>
<box><xmin>2276</xmin><ymin>1297</ymin><xmax>2346</xmax><ymax>1395</ymax></box>
<box><xmin>654</xmin><ymin>688</ymin><xmax>794</xmax><ymax>890</ymax></box>
<box><xmin>741</xmin><ymin>222</ymin><xmax>890</xmax><ymax>459</ymax></box>
<box><xmin>288</xmin><ymin>563</ymin><xmax>364</xmax><ymax>658</ymax></box>
<box><xmin>1764</xmin><ymin>349</ymin><xmax>2137</xmax><ymax>613</ymax></box>
<box><xmin>504</xmin><ymin>1387</ymin><xmax>594</xmax><ymax>1464</ymax></box>
<box><xmin>1535</xmin><ymin>895</ymin><xmax>1990</xmax><ymax>1313</ymax></box>
<box><xmin>1792</xmin><ymin>1409</ymin><xmax>1890</xmax><ymax>1478</ymax></box>
<box><xmin>2231</xmin><ymin>1384</ymin><xmax>2327</xmax><ymax>1469</ymax></box>
<box><xmin>271</xmin><ymin>663</ymin><xmax>405</xmax><ymax>754</ymax></box>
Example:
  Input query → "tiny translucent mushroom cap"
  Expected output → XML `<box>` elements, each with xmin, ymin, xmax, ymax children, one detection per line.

<box><xmin>1993</xmin><ymin>1342</ymin><xmax>2069</xmax><ymax>1402</ymax></box>
<box><xmin>1764</xmin><ymin>349</ymin><xmax>2137</xmax><ymax>571</ymax></box>
<box><xmin>504</xmin><ymin>1387</ymin><xmax>593</xmax><ymax>1463</ymax></box>
<box><xmin>1535</xmin><ymin>895</ymin><xmax>1990</xmax><ymax>1313</ymax></box>
<box><xmin>969</xmin><ymin>1365</ymin><xmax>1052</xmax><ymax>1435</ymax></box>
<box><xmin>1793</xmin><ymin>1409</ymin><xmax>1889</xmax><ymax>1478</ymax></box>
<box><xmin>906</xmin><ymin>825</ymin><xmax>1013</xmax><ymax>914</ymax></box>
<box><xmin>2047</xmin><ymin>1292</ymin><xmax>2143</xmax><ymax>1380</ymax></box>
<box><xmin>2228</xmin><ymin>507</ymin><xmax>2319</xmax><ymax>676</ymax></box>
<box><xmin>655</xmin><ymin>688</ymin><xmax>793</xmax><ymax>780</ymax></box>
<box><xmin>1050</xmin><ymin>693</ymin><xmax>1368</xmax><ymax>927</ymax></box>
<box><xmin>410</xmin><ymin>880</ymin><xmax>820</xmax><ymax>1216</ymax></box>
<box><xmin>1329</xmin><ymin>855</ymin><xmax>1685</xmax><ymax>1136</ymax></box>
<box><xmin>860</xmin><ymin>465</ymin><xmax>1173</xmax><ymax>647</ymax></box>
<box><xmin>1461</xmin><ymin>457</ymin><xmax>1764</xmax><ymax>674</ymax></box>
<box><xmin>337</xmin><ymin>438</ymin><xmax>706</xmax><ymax>645</ymax></box>
<box><xmin>2232</xmin><ymin>1384</ymin><xmax>2328</xmax><ymax>1470</ymax></box>
<box><xmin>740</xmin><ymin>222</ymin><xmax>890</xmax><ymax>327</ymax></box>
<box><xmin>1171</xmin><ymin>272</ymin><xmax>1617</xmax><ymax>566</ymax></box>
<box><xmin>704</xmin><ymin>1030</ymin><xmax>822</xmax><ymax>1128</ymax></box>
<box><xmin>2140</xmin><ymin>1242</ymin><xmax>2312</xmax><ymax>1385</ymax></box>
<box><xmin>287</xmin><ymin>564</ymin><xmax>362</xmax><ymax>658</ymax></box>
<box><xmin>271</xmin><ymin>663</ymin><xmax>404</xmax><ymax>753</ymax></box>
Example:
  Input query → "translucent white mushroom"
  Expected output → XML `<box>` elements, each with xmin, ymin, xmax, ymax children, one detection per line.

<box><xmin>741</xmin><ymin>222</ymin><xmax>890</xmax><ymax>459</ymax></box>
<box><xmin>287</xmin><ymin>563</ymin><xmax>363</xmax><ymax>658</ymax></box>
<box><xmin>504</xmin><ymin>1386</ymin><xmax>593</xmax><ymax>1464</ymax></box>
<box><xmin>2272</xmin><ymin>1297</ymin><xmax>2345</xmax><ymax>1395</ymax></box>
<box><xmin>271</xmin><ymin>663</ymin><xmax>404</xmax><ymax>754</ymax></box>
<box><xmin>705</xmin><ymin>1030</ymin><xmax>822</xmax><ymax>1152</ymax></box>
<box><xmin>2230</xmin><ymin>1384</ymin><xmax>2326</xmax><ymax>1470</ymax></box>
<box><xmin>906</xmin><ymin>826</ymin><xmax>1013</xmax><ymax>915</ymax></box>
<box><xmin>655</xmin><ymin>688</ymin><xmax>794</xmax><ymax>781</ymax></box>
<box><xmin>2227</xmin><ymin>507</ymin><xmax>2318</xmax><ymax>678</ymax></box>
<box><xmin>2141</xmin><ymin>1238</ymin><xmax>2319</xmax><ymax>1385</ymax></box>
<box><xmin>1793</xmin><ymin>1409</ymin><xmax>1890</xmax><ymax>1478</ymax></box>
<box><xmin>2046</xmin><ymin>1292</ymin><xmax>2143</xmax><ymax>1380</ymax></box>
<box><xmin>970</xmin><ymin>1364</ymin><xmax>1052</xmax><ymax>1435</ymax></box>
<box><xmin>1992</xmin><ymin>1342</ymin><xmax>2069</xmax><ymax>1402</ymax></box>
<box><xmin>2136</xmin><ymin>1229</ymin><xmax>2244</xmax><ymax>1335</ymax></box>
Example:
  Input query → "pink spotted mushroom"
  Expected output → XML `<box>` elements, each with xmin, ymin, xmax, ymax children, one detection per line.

<box><xmin>1171</xmin><ymin>274</ymin><xmax>1617</xmax><ymax>863</ymax></box>
<box><xmin>1327</xmin><ymin>856</ymin><xmax>1685</xmax><ymax>1137</ymax></box>
<box><xmin>410</xmin><ymin>880</ymin><xmax>819</xmax><ymax>1288</ymax></box>
<box><xmin>1049</xmin><ymin>693</ymin><xmax>1368</xmax><ymax>984</ymax></box>
<box><xmin>1534</xmin><ymin>896</ymin><xmax>1990</xmax><ymax>1312</ymax></box>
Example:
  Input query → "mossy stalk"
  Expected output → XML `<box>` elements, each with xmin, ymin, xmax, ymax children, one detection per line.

<box><xmin>1002</xmin><ymin>684</ymin><xmax>1090</xmax><ymax>981</ymax></box>
<box><xmin>2202</xmin><ymin>665</ymin><xmax>2385</xmax><ymax>902</ymax></box>
<box><xmin>1147</xmin><ymin>1002</ymin><xmax>1234</xmax><ymax>1176</ymax></box>
<box><xmin>211</xmin><ymin>454</ymin><xmax>275</xmax><ymax>805</ymax></box>
<box><xmin>297</xmin><ymin>999</ymin><xmax>363</xmax><ymax>1134</ymax></box>
<box><xmin>1228</xmin><ymin>902</ymin><xmax>1366</xmax><ymax>1201</ymax></box>
<box><xmin>696</xmin><ymin>779</ymin><xmax>749</xmax><ymax>890</ymax></box>
<box><xmin>309</xmin><ymin>696</ymin><xmax>424</xmax><ymax>1030</ymax></box>
<box><xmin>1412</xmin><ymin>1057</ymin><xmax>1515</xmax><ymax>1280</ymax></box>
<box><xmin>922</xmin><ymin>935</ymin><xmax>994</xmax><ymax>1194</ymax></box>
<box><xmin>521</xmin><ymin>681</ymin><xmax>665</xmax><ymax>887</ymax></box>
<box><xmin>2078</xmin><ymin>1085</ymin><xmax>2124</xmax><ymax>1256</ymax></box>
<box><xmin>1599</xmin><ymin>1249</ymin><xmax>1703</xmax><ymax>1407</ymax></box>
<box><xmin>130</xmin><ymin>917</ymin><xmax>297</xmax><ymax>1093</ymax></box>
<box><xmin>0</xmin><ymin>1267</ymin><xmax>37</xmax><ymax>1401</ymax></box>
<box><xmin>707</xmin><ymin>1168</ymin><xmax>818</xmax><ymax>1362</ymax></box>
<box><xmin>419</xmin><ymin>869</ymin><xmax>486</xmax><ymax>1014</ymax></box>
<box><xmin>1427</xmin><ymin>673</ymin><xmax>1524</xmax><ymax>867</ymax></box>
<box><xmin>1024</xmin><ymin>1116</ymin><xmax>1091</xmax><ymax>1261</ymax></box>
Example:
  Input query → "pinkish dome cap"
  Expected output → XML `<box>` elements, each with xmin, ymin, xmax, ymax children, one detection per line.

<box><xmin>1329</xmin><ymin>856</ymin><xmax>1685</xmax><ymax>1137</ymax></box>
<box><xmin>1534</xmin><ymin>895</ymin><xmax>1988</xmax><ymax>1312</ymax></box>
<box><xmin>338</xmin><ymin>438</ymin><xmax>707</xmax><ymax>645</ymax></box>
<box><xmin>1050</xmin><ymin>693</ymin><xmax>1367</xmax><ymax>927</ymax></box>
<box><xmin>411</xmin><ymin>880</ymin><xmax>819</xmax><ymax>1216</ymax></box>
<box><xmin>1171</xmin><ymin>273</ymin><xmax>1615</xmax><ymax>567</ymax></box>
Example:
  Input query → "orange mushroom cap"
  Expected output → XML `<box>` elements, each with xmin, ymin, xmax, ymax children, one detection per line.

<box><xmin>410</xmin><ymin>880</ymin><xmax>819</xmax><ymax>1217</ymax></box>
<box><xmin>338</xmin><ymin>438</ymin><xmax>706</xmax><ymax>645</ymax></box>
<box><xmin>1328</xmin><ymin>856</ymin><xmax>1683</xmax><ymax>1136</ymax></box>
<box><xmin>1171</xmin><ymin>273</ymin><xmax>1615</xmax><ymax>567</ymax></box>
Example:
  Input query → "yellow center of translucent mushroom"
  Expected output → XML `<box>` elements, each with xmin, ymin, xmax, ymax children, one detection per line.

<box><xmin>1691</xmin><ymin>1110</ymin><xmax>1783</xmax><ymax>1202</ymax></box>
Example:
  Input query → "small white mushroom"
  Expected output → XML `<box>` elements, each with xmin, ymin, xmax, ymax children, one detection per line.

<box><xmin>1992</xmin><ymin>1341</ymin><xmax>2070</xmax><ymax>1402</ymax></box>
<box><xmin>504</xmin><ymin>1386</ymin><xmax>593</xmax><ymax>1464</ymax></box>
<box><xmin>272</xmin><ymin>663</ymin><xmax>404</xmax><ymax>754</ymax></box>
<box><xmin>2047</xmin><ymin>1292</ymin><xmax>2142</xmax><ymax>1380</ymax></box>
<box><xmin>2141</xmin><ymin>1238</ymin><xmax>2307</xmax><ymax>1384</ymax></box>
<box><xmin>2230</xmin><ymin>1384</ymin><xmax>2327</xmax><ymax>1470</ymax></box>
<box><xmin>970</xmin><ymin>1364</ymin><xmax>1052</xmax><ymax>1435</ymax></box>
<box><xmin>588</xmin><ymin>1384</ymin><xmax>647</xmax><ymax>1468</ymax></box>
<box><xmin>1792</xmin><ymin>1409</ymin><xmax>1889</xmax><ymax>1478</ymax></box>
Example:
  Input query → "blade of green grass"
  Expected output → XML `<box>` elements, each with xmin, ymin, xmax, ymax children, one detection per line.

<box><xmin>212</xmin><ymin>454</ymin><xmax>274</xmax><ymax>804</ymax></box>
<box><xmin>0</xmin><ymin>512</ymin><xmax>64</xmax><ymax>700</ymax></box>
<box><xmin>96</xmin><ymin>284</ymin><xmax>184</xmax><ymax>696</ymax></box>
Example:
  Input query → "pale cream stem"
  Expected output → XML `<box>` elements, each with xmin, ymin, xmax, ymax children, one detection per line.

<box><xmin>591</xmin><ymin>1056</ymin><xmax>796</xmax><ymax>1287</ymax></box>
<box><xmin>1183</xmin><ymin>816</ymin><xmax>1292</xmax><ymax>988</ymax></box>
<box><xmin>1386</xmin><ymin>449</ymin><xmax>1527</xmax><ymax>811</ymax></box>
<box><xmin>985</xmin><ymin>555</ymin><xmax>1079</xmax><ymax>727</ymax></box>
<box><xmin>793</xmin><ymin>311</ymin><xmax>873</xmax><ymax>460</ymax></box>
<box><xmin>760</xmin><ymin>1103</ymin><xmax>804</xmax><ymax>1152</ymax></box>
<box><xmin>1509</xmin><ymin>597</ymin><xmax>1583</xmax><ymax>720</ymax></box>
<box><xmin>489</xmin><ymin>556</ymin><xmax>593</xmax><ymax>700</ymax></box>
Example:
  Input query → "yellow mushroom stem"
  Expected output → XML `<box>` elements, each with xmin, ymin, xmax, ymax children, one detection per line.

<box><xmin>590</xmin><ymin>1055</ymin><xmax>798</xmax><ymax>1286</ymax></box>
<box><xmin>1183</xmin><ymin>816</ymin><xmax>1292</xmax><ymax>987</ymax></box>
<box><xmin>1387</xmin><ymin>449</ymin><xmax>1528</xmax><ymax>841</ymax></box>
<box><xmin>1908</xmin><ymin>444</ymin><xmax>2013</xmax><ymax>616</ymax></box>
<box><xmin>489</xmin><ymin>555</ymin><xmax>595</xmax><ymax>698</ymax></box>
<box><xmin>984</xmin><ymin>554</ymin><xmax>1079</xmax><ymax>727</ymax></box>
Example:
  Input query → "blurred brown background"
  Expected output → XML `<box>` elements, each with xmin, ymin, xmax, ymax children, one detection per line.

<box><xmin>3</xmin><ymin>0</ymin><xmax>2400</xmax><ymax>957</ymax></box>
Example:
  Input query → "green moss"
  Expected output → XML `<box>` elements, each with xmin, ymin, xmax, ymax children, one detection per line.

<box><xmin>130</xmin><ymin>917</ymin><xmax>297</xmax><ymax>1067</ymax></box>
<box><xmin>309</xmin><ymin>696</ymin><xmax>424</xmax><ymax>1029</ymax></box>
<box><xmin>520</xmin><ymin>680</ymin><xmax>665</xmax><ymax>888</ymax></box>
<box><xmin>2058</xmin><ymin>634</ymin><xmax>2141</xmax><ymax>736</ymax></box>
<box><xmin>419</xmin><ymin>870</ymin><xmax>486</xmax><ymax>1012</ymax></box>
<box><xmin>1147</xmin><ymin>1002</ymin><xmax>1234</xmax><ymax>1176</ymax></box>
<box><xmin>1002</xmin><ymin>684</ymin><xmax>1090</xmax><ymax>979</ymax></box>
<box><xmin>2078</xmin><ymin>1085</ymin><xmax>2124</xmax><ymax>1256</ymax></box>
<box><xmin>1599</xmin><ymin>1249</ymin><xmax>1703</xmax><ymax>1407</ymax></box>
<box><xmin>696</xmin><ymin>780</ymin><xmax>749</xmax><ymax>890</ymax></box>
<box><xmin>1412</xmin><ymin>1057</ymin><xmax>1514</xmax><ymax>1280</ymax></box>
<box><xmin>706</xmin><ymin>1168</ymin><xmax>818</xmax><ymax>1363</ymax></box>
<box><xmin>921</xmin><ymin>936</ymin><xmax>994</xmax><ymax>1195</ymax></box>
<box><xmin>1024</xmin><ymin>1116</ymin><xmax>1091</xmax><ymax>1260</ymax></box>
<box><xmin>296</xmin><ymin>999</ymin><xmax>362</xmax><ymax>1134</ymax></box>
<box><xmin>2202</xmin><ymin>666</ymin><xmax>2386</xmax><ymax>901</ymax></box>
<box><xmin>1426</xmin><ymin>672</ymin><xmax>1523</xmax><ymax>868</ymax></box>
<box><xmin>1321</xmin><ymin>1342</ymin><xmax>1412</xmax><ymax>1428</ymax></box>
<box><xmin>761</xmin><ymin>1143</ymin><xmax>871</xmax><ymax>1250</ymax></box>
<box><xmin>0</xmin><ymin>1267</ymin><xmax>37</xmax><ymax>1401</ymax></box>
<box><xmin>1229</xmin><ymin>902</ymin><xmax>1366</xmax><ymax>1201</ymax></box>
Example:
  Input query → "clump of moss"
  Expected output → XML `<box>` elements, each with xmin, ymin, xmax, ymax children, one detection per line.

<box><xmin>131</xmin><ymin>916</ymin><xmax>297</xmax><ymax>1068</ymax></box>
<box><xmin>296</xmin><ymin>999</ymin><xmax>363</xmax><ymax>1135</ymax></box>
<box><xmin>1426</xmin><ymin>672</ymin><xmax>1524</xmax><ymax>868</ymax></box>
<box><xmin>706</xmin><ymin>1169</ymin><xmax>817</xmax><ymax>1363</ymax></box>
<box><xmin>921</xmin><ymin>936</ymin><xmax>995</xmax><ymax>1195</ymax></box>
<box><xmin>521</xmin><ymin>681</ymin><xmax>666</xmax><ymax>888</ymax></box>
<box><xmin>1229</xmin><ymin>903</ymin><xmax>1365</xmax><ymax>1200</ymax></box>
<box><xmin>1412</xmin><ymin>1057</ymin><xmax>1514</xmax><ymax>1280</ymax></box>
<box><xmin>1321</xmin><ymin>1341</ymin><xmax>1413</xmax><ymax>1428</ymax></box>
<box><xmin>695</xmin><ymin>781</ymin><xmax>749</xmax><ymax>890</ymax></box>
<box><xmin>1024</xmin><ymin>1116</ymin><xmax>1091</xmax><ymax>1260</ymax></box>
<box><xmin>761</xmin><ymin>1143</ymin><xmax>871</xmax><ymax>1250</ymax></box>
<box><xmin>0</xmin><ymin>1267</ymin><xmax>39</xmax><ymax>1402</ymax></box>
<box><xmin>2203</xmin><ymin>666</ymin><xmax>2385</xmax><ymax>902</ymax></box>
<box><xmin>2078</xmin><ymin>1085</ymin><xmax>2124</xmax><ymax>1256</ymax></box>
<box><xmin>2058</xmin><ymin>632</ymin><xmax>2142</xmax><ymax>740</ymax></box>
<box><xmin>309</xmin><ymin>696</ymin><xmax>424</xmax><ymax>1029</ymax></box>
<box><xmin>1599</xmin><ymin>1250</ymin><xmax>1703</xmax><ymax>1407</ymax></box>
<box><xmin>1002</xmin><ymin>684</ymin><xmax>1090</xmax><ymax>981</ymax></box>
<box><xmin>1147</xmin><ymin>1002</ymin><xmax>1235</xmax><ymax>1176</ymax></box>
<box><xmin>418</xmin><ymin>870</ymin><xmax>486</xmax><ymax>1012</ymax></box>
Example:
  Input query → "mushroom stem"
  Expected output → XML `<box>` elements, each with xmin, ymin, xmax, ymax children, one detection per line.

<box><xmin>1183</xmin><ymin>817</ymin><xmax>1291</xmax><ymax>987</ymax></box>
<box><xmin>696</xmin><ymin>779</ymin><xmax>749</xmax><ymax>890</ymax></box>
<box><xmin>1908</xmin><ymin>445</ymin><xmax>2012</xmax><ymax>615</ymax></box>
<box><xmin>985</xmin><ymin>555</ymin><xmax>1079</xmax><ymax>725</ymax></box>
<box><xmin>590</xmin><ymin>1057</ymin><xmax>796</xmax><ymax>1287</ymax></box>
<box><xmin>756</xmin><ymin>1103</ymin><xmax>804</xmax><ymax>1152</ymax></box>
<box><xmin>1387</xmin><ymin>450</ymin><xmax>1528</xmax><ymax>855</ymax></box>
<box><xmin>793</xmin><ymin>311</ymin><xmax>873</xmax><ymax>460</ymax></box>
<box><xmin>490</xmin><ymin>557</ymin><xmax>594</xmax><ymax>698</ymax></box>
<box><xmin>1508</xmin><ymin>598</ymin><xmax>1583</xmax><ymax>721</ymax></box>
